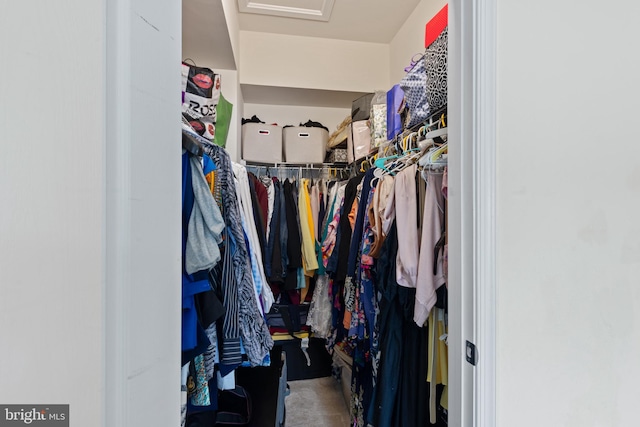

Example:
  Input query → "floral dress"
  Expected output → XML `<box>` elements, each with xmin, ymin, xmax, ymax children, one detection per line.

<box><xmin>349</xmin><ymin>185</ymin><xmax>379</xmax><ymax>427</ymax></box>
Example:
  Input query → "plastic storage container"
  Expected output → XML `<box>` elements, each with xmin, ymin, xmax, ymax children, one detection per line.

<box><xmin>283</xmin><ymin>126</ymin><xmax>328</xmax><ymax>163</ymax></box>
<box><xmin>242</xmin><ymin>123</ymin><xmax>283</xmax><ymax>163</ymax></box>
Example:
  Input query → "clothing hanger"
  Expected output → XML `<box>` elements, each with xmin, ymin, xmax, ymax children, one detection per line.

<box><xmin>418</xmin><ymin>110</ymin><xmax>447</xmax><ymax>134</ymax></box>
<box><xmin>428</xmin><ymin>143</ymin><xmax>448</xmax><ymax>162</ymax></box>
<box><xmin>423</xmin><ymin>127</ymin><xmax>448</xmax><ymax>140</ymax></box>
<box><xmin>384</xmin><ymin>144</ymin><xmax>396</xmax><ymax>157</ymax></box>
<box><xmin>374</xmin><ymin>154</ymin><xmax>399</xmax><ymax>170</ymax></box>
<box><xmin>418</xmin><ymin>127</ymin><xmax>448</xmax><ymax>150</ymax></box>
<box><xmin>369</xmin><ymin>153</ymin><xmax>378</xmax><ymax>169</ymax></box>
<box><xmin>404</xmin><ymin>52</ymin><xmax>426</xmax><ymax>73</ymax></box>
<box><xmin>378</xmin><ymin>148</ymin><xmax>418</xmax><ymax>177</ymax></box>
<box><xmin>402</xmin><ymin>134</ymin><xmax>416</xmax><ymax>152</ymax></box>
<box><xmin>419</xmin><ymin>143</ymin><xmax>448</xmax><ymax>169</ymax></box>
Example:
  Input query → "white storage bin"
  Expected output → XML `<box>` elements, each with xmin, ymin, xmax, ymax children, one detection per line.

<box><xmin>283</xmin><ymin>127</ymin><xmax>329</xmax><ymax>163</ymax></box>
<box><xmin>242</xmin><ymin>123</ymin><xmax>283</xmax><ymax>163</ymax></box>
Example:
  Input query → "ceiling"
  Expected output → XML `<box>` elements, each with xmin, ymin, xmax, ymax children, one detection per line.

<box><xmin>182</xmin><ymin>0</ymin><xmax>423</xmax><ymax>69</ymax></box>
<box><xmin>183</xmin><ymin>0</ymin><xmax>236</xmax><ymax>70</ymax></box>
<box><xmin>238</xmin><ymin>0</ymin><xmax>336</xmax><ymax>22</ymax></box>
<box><xmin>238</xmin><ymin>0</ymin><xmax>422</xmax><ymax>43</ymax></box>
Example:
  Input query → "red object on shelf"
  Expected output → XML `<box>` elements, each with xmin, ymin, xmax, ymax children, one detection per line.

<box><xmin>425</xmin><ymin>4</ymin><xmax>448</xmax><ymax>48</ymax></box>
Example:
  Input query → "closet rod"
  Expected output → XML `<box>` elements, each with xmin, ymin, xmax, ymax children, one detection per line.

<box><xmin>244</xmin><ymin>163</ymin><xmax>348</xmax><ymax>171</ymax></box>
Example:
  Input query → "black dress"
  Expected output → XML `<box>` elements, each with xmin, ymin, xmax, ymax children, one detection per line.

<box><xmin>283</xmin><ymin>179</ymin><xmax>302</xmax><ymax>290</ymax></box>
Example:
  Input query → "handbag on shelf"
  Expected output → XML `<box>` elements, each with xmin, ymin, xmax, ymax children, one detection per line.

<box><xmin>387</xmin><ymin>84</ymin><xmax>405</xmax><ymax>141</ymax></box>
<box><xmin>182</xmin><ymin>63</ymin><xmax>221</xmax><ymax>122</ymax></box>
<box><xmin>181</xmin><ymin>63</ymin><xmax>221</xmax><ymax>142</ymax></box>
<box><xmin>369</xmin><ymin>91</ymin><xmax>387</xmax><ymax>148</ymax></box>
<box><xmin>400</xmin><ymin>54</ymin><xmax>430</xmax><ymax>129</ymax></box>
<box><xmin>351</xmin><ymin>93</ymin><xmax>374</xmax><ymax>122</ymax></box>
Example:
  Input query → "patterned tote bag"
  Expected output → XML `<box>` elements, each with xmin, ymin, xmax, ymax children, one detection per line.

<box><xmin>424</xmin><ymin>27</ymin><xmax>448</xmax><ymax>113</ymax></box>
<box><xmin>400</xmin><ymin>55</ymin><xmax>430</xmax><ymax>129</ymax></box>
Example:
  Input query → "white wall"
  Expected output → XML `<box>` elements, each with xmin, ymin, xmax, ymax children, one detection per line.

<box><xmin>495</xmin><ymin>1</ymin><xmax>640</xmax><ymax>426</ymax></box>
<box><xmin>106</xmin><ymin>1</ymin><xmax>182</xmax><ymax>426</ymax></box>
<box><xmin>239</xmin><ymin>31</ymin><xmax>390</xmax><ymax>93</ymax></box>
<box><xmin>222</xmin><ymin>0</ymin><xmax>241</xmax><ymax>67</ymax></box>
<box><xmin>0</xmin><ymin>2</ymin><xmax>105</xmax><ymax>425</ymax></box>
<box><xmin>243</xmin><ymin>103</ymin><xmax>350</xmax><ymax>134</ymax></box>
<box><xmin>389</xmin><ymin>0</ymin><xmax>447</xmax><ymax>86</ymax></box>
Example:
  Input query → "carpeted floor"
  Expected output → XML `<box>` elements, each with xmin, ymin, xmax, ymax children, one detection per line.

<box><xmin>285</xmin><ymin>376</ymin><xmax>350</xmax><ymax>427</ymax></box>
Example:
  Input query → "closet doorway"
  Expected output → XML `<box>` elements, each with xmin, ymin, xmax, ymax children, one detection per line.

<box><xmin>448</xmin><ymin>1</ymin><xmax>497</xmax><ymax>426</ymax></box>
<box><xmin>104</xmin><ymin>0</ymin><xmax>497</xmax><ymax>426</ymax></box>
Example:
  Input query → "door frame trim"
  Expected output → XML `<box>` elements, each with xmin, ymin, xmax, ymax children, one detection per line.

<box><xmin>473</xmin><ymin>0</ymin><xmax>497</xmax><ymax>425</ymax></box>
<box><xmin>449</xmin><ymin>0</ymin><xmax>497</xmax><ymax>425</ymax></box>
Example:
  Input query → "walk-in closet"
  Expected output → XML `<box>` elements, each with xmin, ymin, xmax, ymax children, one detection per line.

<box><xmin>181</xmin><ymin>1</ymin><xmax>455</xmax><ymax>426</ymax></box>
<box><xmin>8</xmin><ymin>1</ymin><xmax>639</xmax><ymax>426</ymax></box>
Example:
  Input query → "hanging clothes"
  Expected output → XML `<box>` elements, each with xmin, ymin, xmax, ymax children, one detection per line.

<box><xmin>310</xmin><ymin>181</ymin><xmax>320</xmax><ymax>241</ymax></box>
<box><xmin>282</xmin><ymin>179</ymin><xmax>302</xmax><ymax>291</ymax></box>
<box><xmin>182</xmin><ymin>151</ymin><xmax>214</xmax><ymax>353</ymax></box>
<box><xmin>261</xmin><ymin>176</ymin><xmax>275</xmax><ymax>239</ymax></box>
<box><xmin>427</xmin><ymin>307</ymin><xmax>449</xmax><ymax>424</ymax></box>
<box><xmin>308</xmin><ymin>180</ymin><xmax>346</xmax><ymax>338</ymax></box>
<box><xmin>414</xmin><ymin>171</ymin><xmax>446</xmax><ymax>326</ymax></box>
<box><xmin>394</xmin><ymin>164</ymin><xmax>420</xmax><ymax>289</ymax></box>
<box><xmin>442</xmin><ymin>167</ymin><xmax>449</xmax><ymax>284</ymax></box>
<box><xmin>331</xmin><ymin>173</ymin><xmax>364</xmax><ymax>282</ymax></box>
<box><xmin>267</xmin><ymin>177</ymin><xmax>288</xmax><ymax>287</ymax></box>
<box><xmin>232</xmin><ymin>162</ymin><xmax>274</xmax><ymax>315</ymax></box>
<box><xmin>203</xmin><ymin>142</ymin><xmax>273</xmax><ymax>367</ymax></box>
<box><xmin>348</xmin><ymin>180</ymin><xmax>378</xmax><ymax>427</ymax></box>
<box><xmin>185</xmin><ymin>155</ymin><xmax>224</xmax><ymax>275</ymax></box>
<box><xmin>369</xmin><ymin>174</ymin><xmax>395</xmax><ymax>258</ymax></box>
<box><xmin>298</xmin><ymin>178</ymin><xmax>319</xmax><ymax>274</ymax></box>
<box><xmin>249</xmin><ymin>173</ymin><xmax>269</xmax><ymax>230</ymax></box>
